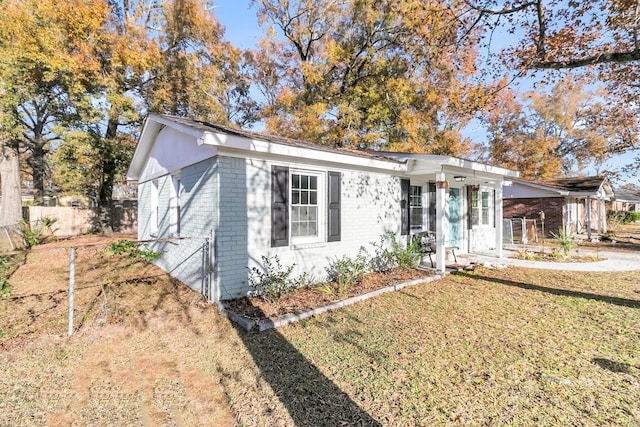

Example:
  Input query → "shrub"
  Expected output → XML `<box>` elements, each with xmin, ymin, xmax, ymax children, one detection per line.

<box><xmin>21</xmin><ymin>217</ymin><xmax>58</xmax><ymax>248</ymax></box>
<box><xmin>249</xmin><ymin>255</ymin><xmax>308</xmax><ymax>303</ymax></box>
<box><xmin>608</xmin><ymin>210</ymin><xmax>640</xmax><ymax>228</ymax></box>
<box><xmin>550</xmin><ymin>228</ymin><xmax>577</xmax><ymax>257</ymax></box>
<box><xmin>369</xmin><ymin>232</ymin><xmax>422</xmax><ymax>271</ymax></box>
<box><xmin>0</xmin><ymin>256</ymin><xmax>12</xmax><ymax>300</ymax></box>
<box><xmin>326</xmin><ymin>249</ymin><xmax>368</xmax><ymax>295</ymax></box>
<box><xmin>107</xmin><ymin>239</ymin><xmax>163</xmax><ymax>262</ymax></box>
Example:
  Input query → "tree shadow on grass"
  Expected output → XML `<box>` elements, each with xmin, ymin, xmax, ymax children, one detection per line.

<box><xmin>454</xmin><ymin>271</ymin><xmax>640</xmax><ymax>309</ymax></box>
<box><xmin>592</xmin><ymin>358</ymin><xmax>633</xmax><ymax>374</ymax></box>
<box><xmin>235</xmin><ymin>311</ymin><xmax>381</xmax><ymax>427</ymax></box>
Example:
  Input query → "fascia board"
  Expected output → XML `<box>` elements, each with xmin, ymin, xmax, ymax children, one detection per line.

<box><xmin>200</xmin><ymin>131</ymin><xmax>406</xmax><ymax>173</ymax></box>
<box><xmin>387</xmin><ymin>153</ymin><xmax>518</xmax><ymax>177</ymax></box>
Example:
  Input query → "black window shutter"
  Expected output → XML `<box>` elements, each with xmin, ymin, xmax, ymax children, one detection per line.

<box><xmin>428</xmin><ymin>182</ymin><xmax>436</xmax><ymax>232</ymax></box>
<box><xmin>401</xmin><ymin>179</ymin><xmax>410</xmax><ymax>235</ymax></box>
<box><xmin>327</xmin><ymin>171</ymin><xmax>341</xmax><ymax>242</ymax></box>
<box><xmin>271</xmin><ymin>166</ymin><xmax>289</xmax><ymax>247</ymax></box>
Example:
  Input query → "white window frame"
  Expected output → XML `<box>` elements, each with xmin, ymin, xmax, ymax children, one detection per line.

<box><xmin>169</xmin><ymin>174</ymin><xmax>181</xmax><ymax>237</ymax></box>
<box><xmin>410</xmin><ymin>185</ymin><xmax>423</xmax><ymax>230</ymax></box>
<box><xmin>150</xmin><ymin>179</ymin><xmax>159</xmax><ymax>236</ymax></box>
<box><xmin>471</xmin><ymin>187</ymin><xmax>494</xmax><ymax>228</ymax></box>
<box><xmin>290</xmin><ymin>169</ymin><xmax>325</xmax><ymax>244</ymax></box>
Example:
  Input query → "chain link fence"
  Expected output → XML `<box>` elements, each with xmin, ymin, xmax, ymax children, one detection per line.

<box><xmin>0</xmin><ymin>236</ymin><xmax>210</xmax><ymax>342</ymax></box>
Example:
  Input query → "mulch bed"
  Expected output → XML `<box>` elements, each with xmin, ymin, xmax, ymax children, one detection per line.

<box><xmin>222</xmin><ymin>267</ymin><xmax>434</xmax><ymax>320</ymax></box>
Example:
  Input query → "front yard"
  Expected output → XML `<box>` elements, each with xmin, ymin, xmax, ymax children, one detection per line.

<box><xmin>1</xmin><ymin>236</ymin><xmax>638</xmax><ymax>425</ymax></box>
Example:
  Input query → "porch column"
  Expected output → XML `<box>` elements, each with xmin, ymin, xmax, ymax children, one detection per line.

<box><xmin>600</xmin><ymin>198</ymin><xmax>607</xmax><ymax>234</ymax></box>
<box><xmin>586</xmin><ymin>196</ymin><xmax>592</xmax><ymax>240</ymax></box>
<box><xmin>435</xmin><ymin>172</ymin><xmax>447</xmax><ymax>273</ymax></box>
<box><xmin>564</xmin><ymin>198</ymin><xmax>570</xmax><ymax>235</ymax></box>
<box><xmin>494</xmin><ymin>182</ymin><xmax>503</xmax><ymax>258</ymax></box>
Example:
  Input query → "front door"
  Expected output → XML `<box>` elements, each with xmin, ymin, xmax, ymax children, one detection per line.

<box><xmin>449</xmin><ymin>188</ymin><xmax>460</xmax><ymax>247</ymax></box>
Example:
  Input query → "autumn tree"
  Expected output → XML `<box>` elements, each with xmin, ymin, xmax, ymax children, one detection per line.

<box><xmin>482</xmin><ymin>78</ymin><xmax>638</xmax><ymax>178</ymax></box>
<box><xmin>0</xmin><ymin>0</ymin><xmax>106</xmax><ymax>202</ymax></box>
<box><xmin>463</xmin><ymin>0</ymin><xmax>640</xmax><ymax>172</ymax></box>
<box><xmin>1</xmin><ymin>0</ymin><xmax>255</xmax><ymax>220</ymax></box>
<box><xmin>252</xmin><ymin>0</ymin><xmax>495</xmax><ymax>155</ymax></box>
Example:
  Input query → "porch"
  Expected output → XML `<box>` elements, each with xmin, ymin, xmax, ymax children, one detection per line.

<box><xmin>388</xmin><ymin>153</ymin><xmax>519</xmax><ymax>274</ymax></box>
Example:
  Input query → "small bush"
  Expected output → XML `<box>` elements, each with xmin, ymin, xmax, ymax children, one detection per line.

<box><xmin>21</xmin><ymin>217</ymin><xmax>58</xmax><ymax>248</ymax></box>
<box><xmin>369</xmin><ymin>232</ymin><xmax>421</xmax><ymax>271</ymax></box>
<box><xmin>249</xmin><ymin>255</ymin><xmax>308</xmax><ymax>303</ymax></box>
<box><xmin>326</xmin><ymin>249</ymin><xmax>368</xmax><ymax>295</ymax></box>
<box><xmin>0</xmin><ymin>256</ymin><xmax>12</xmax><ymax>300</ymax></box>
<box><xmin>608</xmin><ymin>210</ymin><xmax>640</xmax><ymax>228</ymax></box>
<box><xmin>386</xmin><ymin>232</ymin><xmax>422</xmax><ymax>269</ymax></box>
<box><xmin>550</xmin><ymin>228</ymin><xmax>577</xmax><ymax>256</ymax></box>
<box><xmin>107</xmin><ymin>239</ymin><xmax>163</xmax><ymax>262</ymax></box>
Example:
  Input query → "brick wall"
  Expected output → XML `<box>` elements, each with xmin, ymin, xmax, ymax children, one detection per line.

<box><xmin>140</xmin><ymin>158</ymin><xmax>218</xmax><ymax>297</ymax></box>
<box><xmin>503</xmin><ymin>197</ymin><xmax>564</xmax><ymax>237</ymax></box>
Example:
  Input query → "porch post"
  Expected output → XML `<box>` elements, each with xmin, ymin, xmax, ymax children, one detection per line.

<box><xmin>495</xmin><ymin>182</ymin><xmax>503</xmax><ymax>258</ymax></box>
<box><xmin>435</xmin><ymin>172</ymin><xmax>447</xmax><ymax>273</ymax></box>
<box><xmin>586</xmin><ymin>196</ymin><xmax>592</xmax><ymax>240</ymax></box>
<box><xmin>599</xmin><ymin>197</ymin><xmax>606</xmax><ymax>234</ymax></box>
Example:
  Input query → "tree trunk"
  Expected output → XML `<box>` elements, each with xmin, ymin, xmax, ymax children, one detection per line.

<box><xmin>0</xmin><ymin>142</ymin><xmax>23</xmax><ymax>226</ymax></box>
<box><xmin>26</xmin><ymin>141</ymin><xmax>46</xmax><ymax>201</ymax></box>
<box><xmin>94</xmin><ymin>111</ymin><xmax>120</xmax><ymax>234</ymax></box>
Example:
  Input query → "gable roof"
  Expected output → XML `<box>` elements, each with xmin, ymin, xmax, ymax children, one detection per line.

<box><xmin>127</xmin><ymin>114</ymin><xmax>518</xmax><ymax>183</ymax></box>
<box><xmin>127</xmin><ymin>114</ymin><xmax>407</xmax><ymax>181</ymax></box>
<box><xmin>150</xmin><ymin>114</ymin><xmax>400</xmax><ymax>161</ymax></box>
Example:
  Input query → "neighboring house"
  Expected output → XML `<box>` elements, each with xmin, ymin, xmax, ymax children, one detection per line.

<box><xmin>127</xmin><ymin>114</ymin><xmax>518</xmax><ymax>301</ymax></box>
<box><xmin>610</xmin><ymin>192</ymin><xmax>640</xmax><ymax>213</ymax></box>
<box><xmin>503</xmin><ymin>176</ymin><xmax>614</xmax><ymax>240</ymax></box>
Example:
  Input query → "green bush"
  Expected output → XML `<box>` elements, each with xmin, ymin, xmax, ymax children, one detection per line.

<box><xmin>21</xmin><ymin>217</ymin><xmax>58</xmax><ymax>248</ymax></box>
<box><xmin>369</xmin><ymin>232</ymin><xmax>422</xmax><ymax>270</ymax></box>
<box><xmin>326</xmin><ymin>249</ymin><xmax>368</xmax><ymax>295</ymax></box>
<box><xmin>550</xmin><ymin>228</ymin><xmax>577</xmax><ymax>256</ymax></box>
<box><xmin>0</xmin><ymin>256</ymin><xmax>14</xmax><ymax>300</ymax></box>
<box><xmin>107</xmin><ymin>239</ymin><xmax>163</xmax><ymax>262</ymax></box>
<box><xmin>608</xmin><ymin>210</ymin><xmax>640</xmax><ymax>226</ymax></box>
<box><xmin>249</xmin><ymin>255</ymin><xmax>308</xmax><ymax>303</ymax></box>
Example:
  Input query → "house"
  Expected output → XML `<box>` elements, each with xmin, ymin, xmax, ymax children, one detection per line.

<box><xmin>127</xmin><ymin>114</ymin><xmax>518</xmax><ymax>301</ymax></box>
<box><xmin>503</xmin><ymin>176</ymin><xmax>614</xmax><ymax>240</ymax></box>
<box><xmin>610</xmin><ymin>191</ymin><xmax>640</xmax><ymax>213</ymax></box>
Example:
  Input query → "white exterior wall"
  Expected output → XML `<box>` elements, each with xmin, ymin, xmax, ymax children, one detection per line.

<box><xmin>138</xmin><ymin>158</ymin><xmax>219</xmax><ymax>297</ymax></box>
<box><xmin>469</xmin><ymin>228</ymin><xmax>496</xmax><ymax>253</ymax></box>
<box><xmin>213</xmin><ymin>155</ymin><xmax>403</xmax><ymax>299</ymax></box>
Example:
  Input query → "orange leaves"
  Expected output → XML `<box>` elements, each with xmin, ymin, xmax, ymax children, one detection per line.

<box><xmin>253</xmin><ymin>0</ymin><xmax>492</xmax><ymax>152</ymax></box>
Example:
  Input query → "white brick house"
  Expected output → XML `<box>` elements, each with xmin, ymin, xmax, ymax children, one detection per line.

<box><xmin>127</xmin><ymin>115</ymin><xmax>518</xmax><ymax>301</ymax></box>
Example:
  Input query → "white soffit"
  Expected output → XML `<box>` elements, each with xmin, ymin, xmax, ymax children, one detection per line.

<box><xmin>138</xmin><ymin>126</ymin><xmax>217</xmax><ymax>183</ymax></box>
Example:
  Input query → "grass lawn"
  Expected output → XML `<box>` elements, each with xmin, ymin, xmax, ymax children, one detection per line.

<box><xmin>1</xmin><ymin>236</ymin><xmax>639</xmax><ymax>425</ymax></box>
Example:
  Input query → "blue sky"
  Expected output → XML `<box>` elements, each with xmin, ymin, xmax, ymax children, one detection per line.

<box><xmin>214</xmin><ymin>0</ymin><xmax>261</xmax><ymax>49</ymax></box>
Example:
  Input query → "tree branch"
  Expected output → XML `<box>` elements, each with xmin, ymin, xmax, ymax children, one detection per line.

<box><xmin>531</xmin><ymin>49</ymin><xmax>640</xmax><ymax>69</ymax></box>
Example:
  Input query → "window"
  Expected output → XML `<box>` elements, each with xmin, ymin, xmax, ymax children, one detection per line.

<box><xmin>169</xmin><ymin>175</ymin><xmax>181</xmax><ymax>236</ymax></box>
<box><xmin>471</xmin><ymin>188</ymin><xmax>493</xmax><ymax>227</ymax></box>
<box><xmin>291</xmin><ymin>172</ymin><xmax>320</xmax><ymax>239</ymax></box>
<box><xmin>410</xmin><ymin>185</ymin><xmax>423</xmax><ymax>229</ymax></box>
<box><xmin>150</xmin><ymin>179</ymin><xmax>159</xmax><ymax>235</ymax></box>
<box><xmin>271</xmin><ymin>166</ymin><xmax>341</xmax><ymax>247</ymax></box>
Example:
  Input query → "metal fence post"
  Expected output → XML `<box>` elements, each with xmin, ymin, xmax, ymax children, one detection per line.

<box><xmin>68</xmin><ymin>247</ymin><xmax>75</xmax><ymax>336</ymax></box>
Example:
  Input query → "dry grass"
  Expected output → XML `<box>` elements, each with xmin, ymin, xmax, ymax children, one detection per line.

<box><xmin>1</xmin><ymin>235</ymin><xmax>639</xmax><ymax>426</ymax></box>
